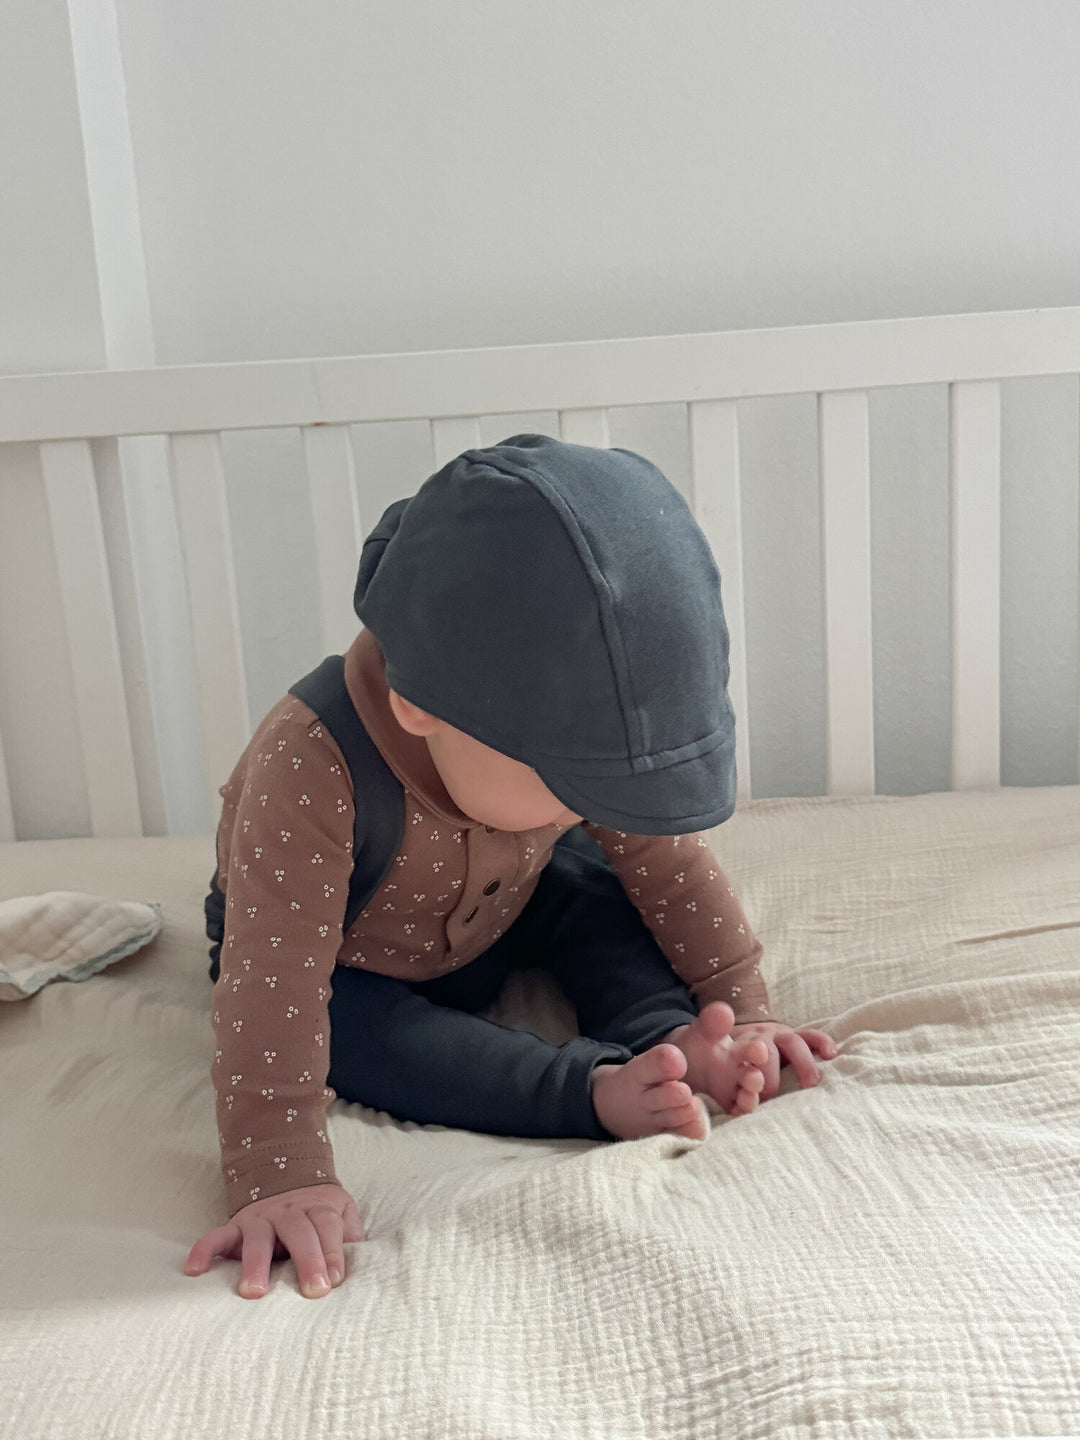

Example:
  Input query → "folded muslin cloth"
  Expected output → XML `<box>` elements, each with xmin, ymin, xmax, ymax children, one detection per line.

<box><xmin>0</xmin><ymin>892</ymin><xmax>163</xmax><ymax>1001</ymax></box>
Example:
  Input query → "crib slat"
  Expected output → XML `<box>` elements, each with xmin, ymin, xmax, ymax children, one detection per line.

<box><xmin>688</xmin><ymin>400</ymin><xmax>752</xmax><ymax>803</ymax></box>
<box><xmin>0</xmin><ymin>731</ymin><xmax>14</xmax><ymax>842</ymax></box>
<box><xmin>168</xmin><ymin>431</ymin><xmax>251</xmax><ymax>820</ymax></box>
<box><xmin>558</xmin><ymin>409</ymin><xmax>611</xmax><ymax>447</ymax></box>
<box><xmin>819</xmin><ymin>390</ymin><xmax>876</xmax><ymax>794</ymax></box>
<box><xmin>949</xmin><ymin>381</ymin><xmax>1002</xmax><ymax>788</ymax></box>
<box><xmin>301</xmin><ymin>424</ymin><xmax>364</xmax><ymax>656</ymax></box>
<box><xmin>39</xmin><ymin>440</ymin><xmax>142</xmax><ymax>836</ymax></box>
<box><xmin>431</xmin><ymin>416</ymin><xmax>483</xmax><ymax>468</ymax></box>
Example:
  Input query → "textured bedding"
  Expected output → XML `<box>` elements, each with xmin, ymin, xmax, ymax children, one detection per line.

<box><xmin>1</xmin><ymin>786</ymin><xmax>1078</xmax><ymax>1440</ymax></box>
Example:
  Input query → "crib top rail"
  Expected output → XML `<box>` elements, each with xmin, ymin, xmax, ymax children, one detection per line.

<box><xmin>3</xmin><ymin>304</ymin><xmax>1079</xmax><ymax>842</ymax></box>
<box><xmin>3</xmin><ymin>305</ymin><xmax>1080</xmax><ymax>443</ymax></box>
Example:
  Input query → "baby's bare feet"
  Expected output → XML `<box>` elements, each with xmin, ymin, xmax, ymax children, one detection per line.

<box><xmin>590</xmin><ymin>1045</ymin><xmax>709</xmax><ymax>1142</ymax></box>
<box><xmin>663</xmin><ymin>1002</ymin><xmax>769</xmax><ymax>1117</ymax></box>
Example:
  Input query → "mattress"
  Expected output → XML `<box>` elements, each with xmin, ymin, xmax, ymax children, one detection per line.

<box><xmin>2</xmin><ymin>786</ymin><xmax>1078</xmax><ymax>1440</ymax></box>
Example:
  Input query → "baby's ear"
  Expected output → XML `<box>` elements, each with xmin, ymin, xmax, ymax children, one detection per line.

<box><xmin>387</xmin><ymin>689</ymin><xmax>440</xmax><ymax>737</ymax></box>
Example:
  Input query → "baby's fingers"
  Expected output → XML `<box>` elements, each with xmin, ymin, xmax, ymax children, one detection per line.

<box><xmin>236</xmin><ymin>1215</ymin><xmax>280</xmax><ymax>1299</ymax></box>
<box><xmin>796</xmin><ymin>1027</ymin><xmax>838</xmax><ymax>1060</ymax></box>
<box><xmin>184</xmin><ymin>1222</ymin><xmax>242</xmax><ymax>1275</ymax></box>
<box><xmin>773</xmin><ymin>1031</ymin><xmax>821</xmax><ymax>1089</ymax></box>
<box><xmin>341</xmin><ymin>1195</ymin><xmax>366</xmax><ymax>1245</ymax></box>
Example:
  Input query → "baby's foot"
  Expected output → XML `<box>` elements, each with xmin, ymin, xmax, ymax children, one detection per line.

<box><xmin>590</xmin><ymin>1045</ymin><xmax>709</xmax><ymax>1142</ymax></box>
<box><xmin>663</xmin><ymin>1002</ymin><xmax>769</xmax><ymax>1117</ymax></box>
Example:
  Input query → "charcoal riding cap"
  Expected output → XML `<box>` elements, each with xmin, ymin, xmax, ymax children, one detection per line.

<box><xmin>353</xmin><ymin>434</ymin><xmax>738</xmax><ymax>834</ymax></box>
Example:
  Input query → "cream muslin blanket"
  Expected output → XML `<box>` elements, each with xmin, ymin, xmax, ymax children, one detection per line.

<box><xmin>1</xmin><ymin>787</ymin><xmax>1078</xmax><ymax>1440</ymax></box>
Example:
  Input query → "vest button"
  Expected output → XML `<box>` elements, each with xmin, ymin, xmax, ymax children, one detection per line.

<box><xmin>485</xmin><ymin>825</ymin><xmax>496</xmax><ymax>833</ymax></box>
<box><xmin>463</xmin><ymin>906</ymin><xmax>478</xmax><ymax>923</ymax></box>
<box><xmin>482</xmin><ymin>879</ymin><xmax>500</xmax><ymax>896</ymax></box>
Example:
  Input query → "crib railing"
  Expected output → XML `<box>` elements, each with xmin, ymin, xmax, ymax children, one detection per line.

<box><xmin>2</xmin><ymin>305</ymin><xmax>1079</xmax><ymax>841</ymax></box>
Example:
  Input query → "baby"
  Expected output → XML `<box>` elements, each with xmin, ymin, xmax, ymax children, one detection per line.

<box><xmin>185</xmin><ymin>434</ymin><xmax>835</xmax><ymax>1300</ymax></box>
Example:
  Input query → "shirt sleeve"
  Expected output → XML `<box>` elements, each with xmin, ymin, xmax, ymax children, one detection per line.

<box><xmin>584</xmin><ymin>823</ymin><xmax>775</xmax><ymax>1024</ymax></box>
<box><xmin>211</xmin><ymin>714</ymin><xmax>354</xmax><ymax>1218</ymax></box>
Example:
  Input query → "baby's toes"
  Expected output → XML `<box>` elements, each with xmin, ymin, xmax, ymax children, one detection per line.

<box><xmin>647</xmin><ymin>1079</ymin><xmax>694</xmax><ymax>1112</ymax></box>
<box><xmin>650</xmin><ymin>1082</ymin><xmax>694</xmax><ymax>1111</ymax></box>
<box><xmin>737</xmin><ymin>1037</ymin><xmax>770</xmax><ymax>1070</ymax></box>
<box><xmin>730</xmin><ymin>1067</ymin><xmax>766</xmax><ymax>1116</ymax></box>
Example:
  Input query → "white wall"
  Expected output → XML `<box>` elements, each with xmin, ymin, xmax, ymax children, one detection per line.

<box><xmin>0</xmin><ymin>0</ymin><xmax>105</xmax><ymax>376</ymax></box>
<box><xmin>2</xmin><ymin>0</ymin><xmax>1079</xmax><ymax>835</ymax></box>
<box><xmin>112</xmin><ymin>0</ymin><xmax>1080</xmax><ymax>362</ymax></box>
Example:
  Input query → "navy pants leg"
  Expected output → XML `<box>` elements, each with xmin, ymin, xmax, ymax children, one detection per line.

<box><xmin>326</xmin><ymin>829</ymin><xmax>699</xmax><ymax>1140</ymax></box>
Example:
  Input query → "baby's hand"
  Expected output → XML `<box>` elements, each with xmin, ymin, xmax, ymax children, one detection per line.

<box><xmin>184</xmin><ymin>1182</ymin><xmax>365</xmax><ymax>1299</ymax></box>
<box><xmin>730</xmin><ymin>1022</ymin><xmax>837</xmax><ymax>1104</ymax></box>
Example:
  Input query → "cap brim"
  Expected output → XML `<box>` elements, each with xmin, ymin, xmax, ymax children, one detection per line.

<box><xmin>537</xmin><ymin>731</ymin><xmax>737</xmax><ymax>836</ymax></box>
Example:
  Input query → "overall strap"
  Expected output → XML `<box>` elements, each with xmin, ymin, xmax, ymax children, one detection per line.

<box><xmin>289</xmin><ymin>654</ymin><xmax>406</xmax><ymax>933</ymax></box>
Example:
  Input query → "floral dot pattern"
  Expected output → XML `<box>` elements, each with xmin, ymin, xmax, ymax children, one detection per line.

<box><xmin>584</xmin><ymin>824</ymin><xmax>769</xmax><ymax>1023</ymax></box>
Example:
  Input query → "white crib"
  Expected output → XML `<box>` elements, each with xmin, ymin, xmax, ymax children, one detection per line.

<box><xmin>2</xmin><ymin>304</ymin><xmax>1078</xmax><ymax>843</ymax></box>
<box><xmin>2</xmin><ymin>311</ymin><xmax>1080</xmax><ymax>1440</ymax></box>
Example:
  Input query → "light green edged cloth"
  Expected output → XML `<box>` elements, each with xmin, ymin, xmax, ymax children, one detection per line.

<box><xmin>0</xmin><ymin>891</ymin><xmax>163</xmax><ymax>1001</ymax></box>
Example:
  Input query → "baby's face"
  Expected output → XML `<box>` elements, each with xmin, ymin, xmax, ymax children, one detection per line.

<box><xmin>388</xmin><ymin>690</ymin><xmax>582</xmax><ymax>832</ymax></box>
